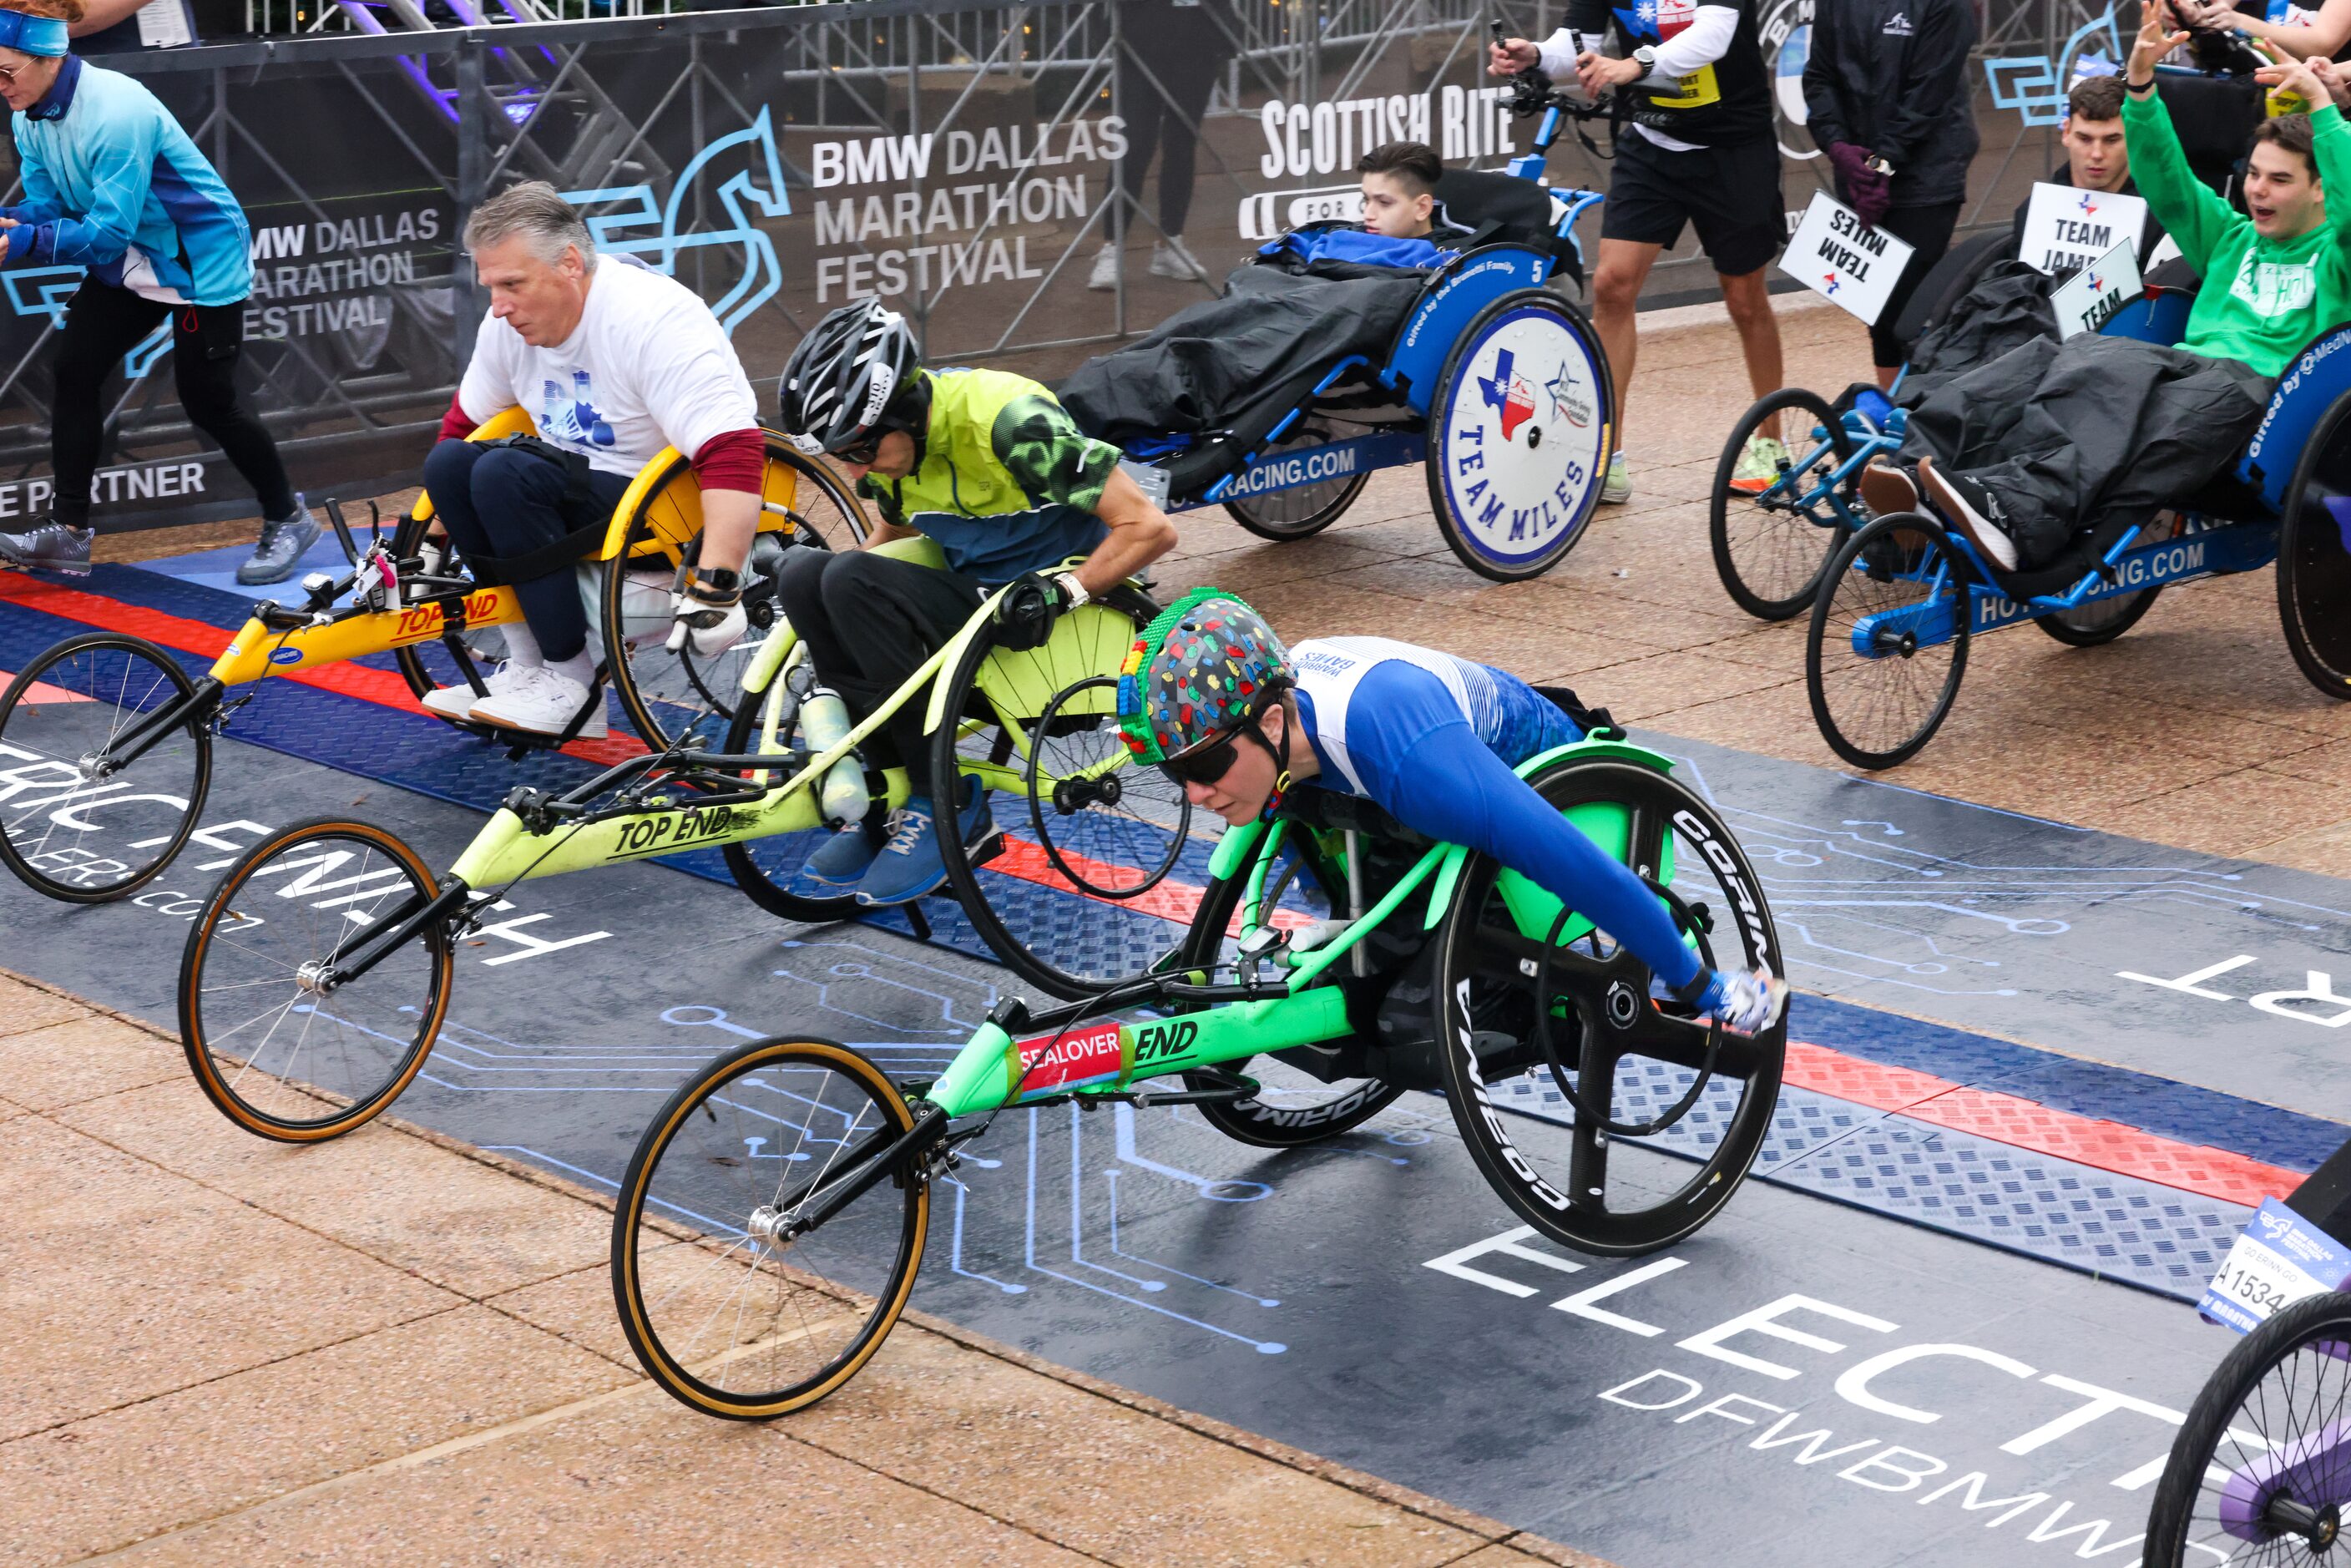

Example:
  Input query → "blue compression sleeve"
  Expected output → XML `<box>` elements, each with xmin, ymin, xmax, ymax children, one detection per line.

<box><xmin>1371</xmin><ymin>721</ymin><xmax>1703</xmax><ymax>991</ymax></box>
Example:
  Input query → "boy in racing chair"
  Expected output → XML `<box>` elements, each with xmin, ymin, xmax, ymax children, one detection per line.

<box><xmin>1868</xmin><ymin>3</ymin><xmax>2351</xmax><ymax>578</ymax></box>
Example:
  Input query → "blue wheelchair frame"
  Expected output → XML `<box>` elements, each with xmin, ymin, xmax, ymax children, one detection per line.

<box><xmin>1134</xmin><ymin>91</ymin><xmax>1616</xmax><ymax>580</ymax></box>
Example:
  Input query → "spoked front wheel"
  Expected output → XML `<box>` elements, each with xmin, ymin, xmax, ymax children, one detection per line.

<box><xmin>177</xmin><ymin>818</ymin><xmax>452</xmax><ymax>1141</ymax></box>
<box><xmin>612</xmin><ymin>1036</ymin><xmax>929</xmax><ymax>1419</ymax></box>
<box><xmin>1709</xmin><ymin>387</ymin><xmax>1857</xmax><ymax>621</ymax></box>
<box><xmin>1807</xmin><ymin>513</ymin><xmax>1973</xmax><ymax>770</ymax></box>
<box><xmin>1433</xmin><ymin>757</ymin><xmax>1786</xmax><ymax>1255</ymax></box>
<box><xmin>2143</xmin><ymin>1291</ymin><xmax>2351</xmax><ymax>1565</ymax></box>
<box><xmin>0</xmin><ymin>632</ymin><xmax>210</xmax><ymax>903</ymax></box>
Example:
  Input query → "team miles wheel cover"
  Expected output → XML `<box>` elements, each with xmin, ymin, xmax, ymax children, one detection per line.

<box><xmin>1427</xmin><ymin>289</ymin><xmax>1611</xmax><ymax>582</ymax></box>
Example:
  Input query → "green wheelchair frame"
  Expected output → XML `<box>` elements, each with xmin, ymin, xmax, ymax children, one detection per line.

<box><xmin>609</xmin><ymin>734</ymin><xmax>1792</xmax><ymax>1419</ymax></box>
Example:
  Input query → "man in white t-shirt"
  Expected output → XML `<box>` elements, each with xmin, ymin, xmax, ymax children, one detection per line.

<box><xmin>422</xmin><ymin>181</ymin><xmax>766</xmax><ymax>736</ymax></box>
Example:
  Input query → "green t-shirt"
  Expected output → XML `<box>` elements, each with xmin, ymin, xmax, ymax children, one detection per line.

<box><xmin>858</xmin><ymin>367</ymin><xmax>1121</xmax><ymax>580</ymax></box>
<box><xmin>2123</xmin><ymin>93</ymin><xmax>2351</xmax><ymax>378</ymax></box>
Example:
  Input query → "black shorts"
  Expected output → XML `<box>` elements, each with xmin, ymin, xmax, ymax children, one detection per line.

<box><xmin>1600</xmin><ymin>131</ymin><xmax>1786</xmax><ymax>277</ymax></box>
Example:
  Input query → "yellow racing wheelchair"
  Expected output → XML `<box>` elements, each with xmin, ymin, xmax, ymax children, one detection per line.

<box><xmin>172</xmin><ymin>543</ymin><xmax>1191</xmax><ymax>1141</ymax></box>
<box><xmin>0</xmin><ymin>410</ymin><xmax>865</xmax><ymax>903</ymax></box>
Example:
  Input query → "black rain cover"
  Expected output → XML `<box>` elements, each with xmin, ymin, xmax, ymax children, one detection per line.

<box><xmin>1057</xmin><ymin>260</ymin><xmax>1428</xmax><ymax>448</ymax></box>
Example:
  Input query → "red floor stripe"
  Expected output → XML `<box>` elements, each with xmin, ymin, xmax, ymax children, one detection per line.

<box><xmin>1784</xmin><ymin>1039</ymin><xmax>2300</xmax><ymax>1209</ymax></box>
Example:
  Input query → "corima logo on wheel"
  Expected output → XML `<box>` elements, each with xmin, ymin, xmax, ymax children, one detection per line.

<box><xmin>1009</xmin><ymin>1019</ymin><xmax>1125</xmax><ymax>1097</ymax></box>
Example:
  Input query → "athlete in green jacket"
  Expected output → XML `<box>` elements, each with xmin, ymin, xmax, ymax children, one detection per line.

<box><xmin>1893</xmin><ymin>0</ymin><xmax>2343</xmax><ymax>574</ymax></box>
<box><xmin>773</xmin><ymin>301</ymin><xmax>1178</xmax><ymax>906</ymax></box>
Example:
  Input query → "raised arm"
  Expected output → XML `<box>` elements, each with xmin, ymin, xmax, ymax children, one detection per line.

<box><xmin>2122</xmin><ymin>0</ymin><xmax>2240</xmax><ymax>272</ymax></box>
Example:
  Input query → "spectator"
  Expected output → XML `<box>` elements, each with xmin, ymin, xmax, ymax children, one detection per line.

<box><xmin>1802</xmin><ymin>0</ymin><xmax>1979</xmax><ymax>387</ymax></box>
<box><xmin>2172</xmin><ymin>0</ymin><xmax>2349</xmax><ymax>59</ymax></box>
<box><xmin>1088</xmin><ymin>0</ymin><xmax>1235</xmax><ymax>291</ymax></box>
<box><xmin>2009</xmin><ymin>74</ymin><xmax>2168</xmax><ymax>266</ymax></box>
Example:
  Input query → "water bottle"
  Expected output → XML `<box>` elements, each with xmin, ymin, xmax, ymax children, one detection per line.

<box><xmin>796</xmin><ymin>685</ymin><xmax>869</xmax><ymax>825</ymax></box>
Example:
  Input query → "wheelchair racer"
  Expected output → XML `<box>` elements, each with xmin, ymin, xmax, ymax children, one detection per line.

<box><xmin>775</xmin><ymin>299</ymin><xmax>1178</xmax><ymax>907</ymax></box>
<box><xmin>1116</xmin><ymin>589</ymin><xmax>1789</xmax><ymax>1036</ymax></box>
<box><xmin>420</xmin><ymin>180</ymin><xmax>769</xmax><ymax>738</ymax></box>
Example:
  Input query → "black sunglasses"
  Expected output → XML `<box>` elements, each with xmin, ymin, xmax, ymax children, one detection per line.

<box><xmin>1159</xmin><ymin>732</ymin><xmax>1244</xmax><ymax>788</ymax></box>
<box><xmin>833</xmin><ymin>434</ymin><xmax>882</xmax><ymax>466</ymax></box>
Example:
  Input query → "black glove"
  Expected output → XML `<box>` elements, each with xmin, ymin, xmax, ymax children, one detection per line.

<box><xmin>991</xmin><ymin>571</ymin><xmax>1074</xmax><ymax>651</ymax></box>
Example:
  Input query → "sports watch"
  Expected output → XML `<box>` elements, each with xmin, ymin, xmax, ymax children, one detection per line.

<box><xmin>1631</xmin><ymin>44</ymin><xmax>1657</xmax><ymax>68</ymax></box>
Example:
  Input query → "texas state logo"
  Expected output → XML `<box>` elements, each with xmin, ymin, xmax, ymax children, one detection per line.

<box><xmin>1480</xmin><ymin>349</ymin><xmax>1540</xmax><ymax>442</ymax></box>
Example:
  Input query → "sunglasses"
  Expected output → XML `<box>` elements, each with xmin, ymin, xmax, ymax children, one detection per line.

<box><xmin>1159</xmin><ymin>731</ymin><xmax>1244</xmax><ymax>789</ymax></box>
<box><xmin>833</xmin><ymin>434</ymin><xmax>882</xmax><ymax>466</ymax></box>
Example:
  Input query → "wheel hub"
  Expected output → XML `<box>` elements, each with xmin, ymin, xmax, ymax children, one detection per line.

<box><xmin>1604</xmin><ymin>979</ymin><xmax>1642</xmax><ymax>1030</ymax></box>
<box><xmin>1052</xmin><ymin>774</ymin><xmax>1121</xmax><ymax>813</ymax></box>
<box><xmin>746</xmin><ymin>1205</ymin><xmax>789</xmax><ymax>1247</ymax></box>
<box><xmin>2264</xmin><ymin>1492</ymin><xmax>2341</xmax><ymax>1549</ymax></box>
<box><xmin>293</xmin><ymin>959</ymin><xmax>336</xmax><ymax>997</ymax></box>
<box><xmin>74</xmin><ymin>752</ymin><xmax>114</xmax><ymax>783</ymax></box>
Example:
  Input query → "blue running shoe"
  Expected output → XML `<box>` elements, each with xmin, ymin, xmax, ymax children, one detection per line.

<box><xmin>853</xmin><ymin>777</ymin><xmax>992</xmax><ymax>907</ymax></box>
<box><xmin>789</xmin><ymin>825</ymin><xmax>877</xmax><ymax>898</ymax></box>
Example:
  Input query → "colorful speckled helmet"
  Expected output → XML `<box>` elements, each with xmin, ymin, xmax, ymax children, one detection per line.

<box><xmin>1117</xmin><ymin>587</ymin><xmax>1293</xmax><ymax>766</ymax></box>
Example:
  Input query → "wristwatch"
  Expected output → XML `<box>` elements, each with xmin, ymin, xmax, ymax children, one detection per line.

<box><xmin>1631</xmin><ymin>44</ymin><xmax>1657</xmax><ymax>69</ymax></box>
<box><xmin>1865</xmin><ymin>154</ymin><xmax>1896</xmax><ymax>177</ymax></box>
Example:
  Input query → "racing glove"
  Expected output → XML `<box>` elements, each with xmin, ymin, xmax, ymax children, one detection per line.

<box><xmin>665</xmin><ymin>566</ymin><xmax>746</xmax><ymax>658</ymax></box>
<box><xmin>1696</xmin><ymin>966</ymin><xmax>1789</xmax><ymax>1038</ymax></box>
<box><xmin>992</xmin><ymin>570</ymin><xmax>1089</xmax><ymax>651</ymax></box>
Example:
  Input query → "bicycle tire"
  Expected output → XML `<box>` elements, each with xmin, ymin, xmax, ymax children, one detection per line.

<box><xmin>612</xmin><ymin>1034</ymin><xmax>928</xmax><ymax>1419</ymax></box>
<box><xmin>1708</xmin><ymin>387</ymin><xmax>1855</xmax><ymax>621</ymax></box>
<box><xmin>720</xmin><ymin>673</ymin><xmax>862</xmax><ymax>925</ymax></box>
<box><xmin>1806</xmin><ymin>513</ymin><xmax>1972</xmax><ymax>770</ymax></box>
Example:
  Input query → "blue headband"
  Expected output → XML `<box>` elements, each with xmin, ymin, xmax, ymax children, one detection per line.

<box><xmin>0</xmin><ymin>12</ymin><xmax>68</xmax><ymax>55</ymax></box>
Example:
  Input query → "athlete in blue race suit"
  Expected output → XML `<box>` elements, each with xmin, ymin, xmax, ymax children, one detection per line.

<box><xmin>0</xmin><ymin>3</ymin><xmax>314</xmax><ymax>584</ymax></box>
<box><xmin>1118</xmin><ymin>592</ymin><xmax>1788</xmax><ymax>1033</ymax></box>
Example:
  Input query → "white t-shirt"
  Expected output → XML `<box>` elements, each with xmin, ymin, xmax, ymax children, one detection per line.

<box><xmin>457</xmin><ymin>258</ymin><xmax>760</xmax><ymax>476</ymax></box>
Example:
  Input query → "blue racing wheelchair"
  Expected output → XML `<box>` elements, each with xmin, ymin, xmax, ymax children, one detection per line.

<box><xmin>1794</xmin><ymin>280</ymin><xmax>2351</xmax><ymax>767</ymax></box>
<box><xmin>1124</xmin><ymin>64</ymin><xmax>1617</xmax><ymax>582</ymax></box>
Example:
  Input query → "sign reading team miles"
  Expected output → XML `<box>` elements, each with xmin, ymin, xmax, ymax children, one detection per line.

<box><xmin>1777</xmin><ymin>192</ymin><xmax>1917</xmax><ymax>327</ymax></box>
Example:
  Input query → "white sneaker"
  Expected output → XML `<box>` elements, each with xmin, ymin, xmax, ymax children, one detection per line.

<box><xmin>1150</xmin><ymin>235</ymin><xmax>1210</xmax><ymax>281</ymax></box>
<box><xmin>1600</xmin><ymin>450</ymin><xmax>1632</xmax><ymax>505</ymax></box>
<box><xmin>420</xmin><ymin>660</ymin><xmax>523</xmax><ymax>721</ymax></box>
<box><xmin>1086</xmin><ymin>244</ymin><xmax>1120</xmax><ymax>291</ymax></box>
<box><xmin>468</xmin><ymin>664</ymin><xmax>608</xmax><ymax>739</ymax></box>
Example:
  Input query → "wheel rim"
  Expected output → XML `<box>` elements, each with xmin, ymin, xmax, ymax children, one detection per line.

<box><xmin>1808</xmin><ymin>519</ymin><xmax>1970</xmax><ymax>768</ymax></box>
<box><xmin>720</xmin><ymin>671</ymin><xmax>859</xmax><ymax>919</ymax></box>
<box><xmin>1441</xmin><ymin>762</ymin><xmax>1784</xmax><ymax>1253</ymax></box>
<box><xmin>1431</xmin><ymin>296</ymin><xmax>1610</xmax><ymax>574</ymax></box>
<box><xmin>184</xmin><ymin>825</ymin><xmax>445</xmax><ymax>1134</ymax></box>
<box><xmin>2284</xmin><ymin>400</ymin><xmax>2351</xmax><ymax>689</ymax></box>
<box><xmin>2172</xmin><ymin>1307</ymin><xmax>2351</xmax><ymax>1562</ymax></box>
<box><xmin>1713</xmin><ymin>391</ymin><xmax>1853</xmax><ymax>616</ymax></box>
<box><xmin>1222</xmin><ymin>425</ymin><xmax>1369</xmax><ymax>539</ymax></box>
<box><xmin>0</xmin><ymin>637</ymin><xmax>205</xmax><ymax>900</ymax></box>
<box><xmin>608</xmin><ymin>453</ymin><xmax>865</xmax><ymax>750</ymax></box>
<box><xmin>619</xmin><ymin>1044</ymin><xmax>923</xmax><ymax>1414</ymax></box>
<box><xmin>1024</xmin><ymin>675</ymin><xmax>1191</xmax><ymax>900</ymax></box>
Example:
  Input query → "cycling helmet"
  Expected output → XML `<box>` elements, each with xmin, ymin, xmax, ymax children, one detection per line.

<box><xmin>1117</xmin><ymin>587</ymin><xmax>1293</xmax><ymax>766</ymax></box>
<box><xmin>776</xmin><ymin>301</ymin><xmax>920</xmax><ymax>457</ymax></box>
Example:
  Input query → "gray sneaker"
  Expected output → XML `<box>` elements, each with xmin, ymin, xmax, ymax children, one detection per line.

<box><xmin>236</xmin><ymin>493</ymin><xmax>319</xmax><ymax>586</ymax></box>
<box><xmin>0</xmin><ymin>516</ymin><xmax>94</xmax><ymax>576</ymax></box>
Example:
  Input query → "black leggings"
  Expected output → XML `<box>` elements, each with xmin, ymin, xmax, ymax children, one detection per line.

<box><xmin>53</xmin><ymin>281</ymin><xmax>295</xmax><ymax>529</ymax></box>
<box><xmin>1868</xmin><ymin>201</ymin><xmax>1964</xmax><ymax>371</ymax></box>
<box><xmin>1110</xmin><ymin>0</ymin><xmax>1231</xmax><ymax>240</ymax></box>
<box><xmin>775</xmin><ymin>547</ymin><xmax>985</xmax><ymax>795</ymax></box>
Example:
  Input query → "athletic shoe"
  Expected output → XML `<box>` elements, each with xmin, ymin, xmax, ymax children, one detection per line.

<box><xmin>0</xmin><ymin>516</ymin><xmax>94</xmax><ymax>576</ymax></box>
<box><xmin>1600</xmin><ymin>449</ymin><xmax>1632</xmax><ymax>504</ymax></box>
<box><xmin>1857</xmin><ymin>460</ymin><xmax>1919</xmax><ymax>518</ymax></box>
<box><xmin>790</xmin><ymin>826</ymin><xmax>877</xmax><ymax>897</ymax></box>
<box><xmin>420</xmin><ymin>661</ymin><xmax>523</xmax><ymax>721</ymax></box>
<box><xmin>853</xmin><ymin>776</ymin><xmax>993</xmax><ymax>907</ymax></box>
<box><xmin>468</xmin><ymin>664</ymin><xmax>608</xmax><ymax>739</ymax></box>
<box><xmin>1086</xmin><ymin>244</ymin><xmax>1120</xmax><ymax>291</ymax></box>
<box><xmin>1703</xmin><ymin>967</ymin><xmax>1789</xmax><ymax>1037</ymax></box>
<box><xmin>1918</xmin><ymin>457</ymin><xmax>2019</xmax><ymax>571</ymax></box>
<box><xmin>1150</xmin><ymin>235</ymin><xmax>1210</xmax><ymax>281</ymax></box>
<box><xmin>1727</xmin><ymin>434</ymin><xmax>1790</xmax><ymax>494</ymax></box>
<box><xmin>235</xmin><ymin>494</ymin><xmax>321</xmax><ymax>586</ymax></box>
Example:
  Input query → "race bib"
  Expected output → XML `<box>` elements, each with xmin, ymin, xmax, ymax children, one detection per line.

<box><xmin>1647</xmin><ymin>63</ymin><xmax>1722</xmax><ymax>109</ymax></box>
<box><xmin>2200</xmin><ymin>1196</ymin><xmax>2351</xmax><ymax>1335</ymax></box>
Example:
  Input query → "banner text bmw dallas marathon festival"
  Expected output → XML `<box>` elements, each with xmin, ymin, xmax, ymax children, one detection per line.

<box><xmin>806</xmin><ymin>119</ymin><xmax>1128</xmax><ymax>301</ymax></box>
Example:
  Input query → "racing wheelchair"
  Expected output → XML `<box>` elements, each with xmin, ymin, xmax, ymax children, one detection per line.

<box><xmin>1121</xmin><ymin>55</ymin><xmax>1616</xmax><ymax>583</ymax></box>
<box><xmin>0</xmin><ymin>407</ymin><xmax>867</xmax><ymax>901</ymax></box>
<box><xmin>171</xmin><ymin>536</ymin><xmax>1189</xmax><ymax>1141</ymax></box>
<box><xmin>604</xmin><ymin>729</ymin><xmax>1789</xmax><ymax>1419</ymax></box>
<box><xmin>1797</xmin><ymin>293</ymin><xmax>2351</xmax><ymax>768</ymax></box>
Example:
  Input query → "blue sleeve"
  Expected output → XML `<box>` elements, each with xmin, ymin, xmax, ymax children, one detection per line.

<box><xmin>13</xmin><ymin>109</ymin><xmax>154</xmax><ymax>271</ymax></box>
<box><xmin>1342</xmin><ymin>665</ymin><xmax>1702</xmax><ymax>990</ymax></box>
<box><xmin>3</xmin><ymin>135</ymin><xmax>66</xmax><ymax>231</ymax></box>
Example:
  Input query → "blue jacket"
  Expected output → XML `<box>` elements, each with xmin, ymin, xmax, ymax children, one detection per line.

<box><xmin>1</xmin><ymin>58</ymin><xmax>252</xmax><ymax>306</ymax></box>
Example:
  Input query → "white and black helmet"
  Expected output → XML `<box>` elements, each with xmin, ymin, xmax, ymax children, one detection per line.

<box><xmin>776</xmin><ymin>301</ymin><xmax>921</xmax><ymax>457</ymax></box>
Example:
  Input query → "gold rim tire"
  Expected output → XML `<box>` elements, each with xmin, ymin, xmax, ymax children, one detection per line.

<box><xmin>929</xmin><ymin>585</ymin><xmax>1190</xmax><ymax>999</ymax></box>
<box><xmin>601</xmin><ymin>441</ymin><xmax>870</xmax><ymax>751</ymax></box>
<box><xmin>0</xmin><ymin>632</ymin><xmax>210</xmax><ymax>903</ymax></box>
<box><xmin>719</xmin><ymin>676</ymin><xmax>862</xmax><ymax>924</ymax></box>
<box><xmin>177</xmin><ymin>817</ymin><xmax>452</xmax><ymax>1142</ymax></box>
<box><xmin>610</xmin><ymin>1037</ymin><xmax>928</xmax><ymax>1419</ymax></box>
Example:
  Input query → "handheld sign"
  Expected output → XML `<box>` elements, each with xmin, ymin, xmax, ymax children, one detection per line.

<box><xmin>2050</xmin><ymin>238</ymin><xmax>2142</xmax><ymax>340</ymax></box>
<box><xmin>2200</xmin><ymin>1196</ymin><xmax>2351</xmax><ymax>1335</ymax></box>
<box><xmin>1777</xmin><ymin>192</ymin><xmax>1917</xmax><ymax>326</ymax></box>
<box><xmin>2019</xmin><ymin>181</ymin><xmax>2149</xmax><ymax>276</ymax></box>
